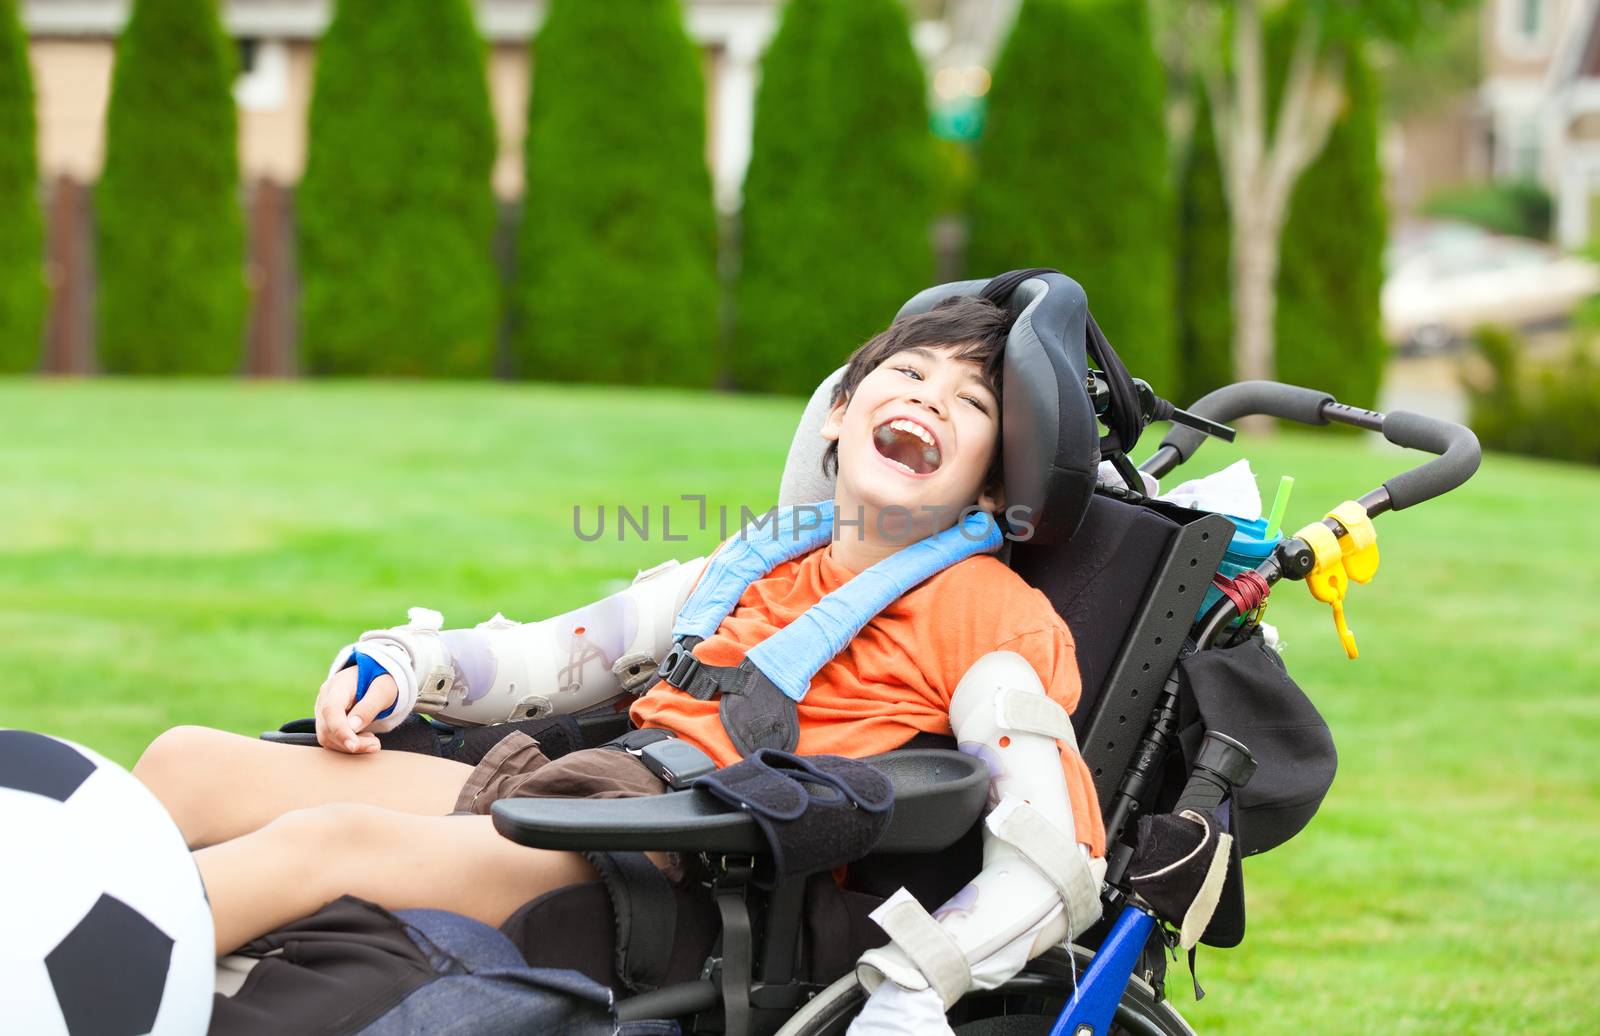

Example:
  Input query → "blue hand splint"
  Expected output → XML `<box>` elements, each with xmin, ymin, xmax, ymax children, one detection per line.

<box><xmin>342</xmin><ymin>649</ymin><xmax>398</xmax><ymax>721</ymax></box>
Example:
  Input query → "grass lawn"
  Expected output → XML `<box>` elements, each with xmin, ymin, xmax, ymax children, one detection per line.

<box><xmin>2</xmin><ymin>378</ymin><xmax>1596</xmax><ymax>1033</ymax></box>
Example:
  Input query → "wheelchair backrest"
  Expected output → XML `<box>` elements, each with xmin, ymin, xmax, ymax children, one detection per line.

<box><xmin>1012</xmin><ymin>493</ymin><xmax>1232</xmax><ymax>810</ymax></box>
<box><xmin>777</xmin><ymin>274</ymin><xmax>1236</xmax><ymax>814</ymax></box>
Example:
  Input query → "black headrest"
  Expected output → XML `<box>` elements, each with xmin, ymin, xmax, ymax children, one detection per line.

<box><xmin>896</xmin><ymin>271</ymin><xmax>1099</xmax><ymax>546</ymax></box>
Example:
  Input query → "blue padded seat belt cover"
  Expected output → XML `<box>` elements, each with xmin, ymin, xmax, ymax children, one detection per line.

<box><xmin>747</xmin><ymin>510</ymin><xmax>1002</xmax><ymax>700</ymax></box>
<box><xmin>669</xmin><ymin>505</ymin><xmax>1004</xmax><ymax>702</ymax></box>
<box><xmin>671</xmin><ymin>503</ymin><xmax>835</xmax><ymax>640</ymax></box>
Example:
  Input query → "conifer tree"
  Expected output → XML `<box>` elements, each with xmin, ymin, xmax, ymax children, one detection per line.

<box><xmin>1274</xmin><ymin>41</ymin><xmax>1386</xmax><ymax>409</ymax></box>
<box><xmin>0</xmin><ymin>0</ymin><xmax>42</xmax><ymax>371</ymax></box>
<box><xmin>98</xmin><ymin>0</ymin><xmax>243</xmax><ymax>373</ymax></box>
<box><xmin>514</xmin><ymin>0</ymin><xmax>718</xmax><ymax>386</ymax></box>
<box><xmin>300</xmin><ymin>0</ymin><xmax>498</xmax><ymax>375</ymax></box>
<box><xmin>969</xmin><ymin>0</ymin><xmax>1176</xmax><ymax>393</ymax></box>
<box><xmin>735</xmin><ymin>0</ymin><xmax>936</xmax><ymax>395</ymax></box>
<box><xmin>1175</xmin><ymin>84</ymin><xmax>1234</xmax><ymax>406</ymax></box>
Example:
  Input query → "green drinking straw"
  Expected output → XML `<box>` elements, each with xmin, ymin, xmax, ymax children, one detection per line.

<box><xmin>1265</xmin><ymin>475</ymin><xmax>1294</xmax><ymax>539</ymax></box>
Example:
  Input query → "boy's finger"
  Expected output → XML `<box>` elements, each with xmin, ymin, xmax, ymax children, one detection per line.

<box><xmin>318</xmin><ymin>707</ymin><xmax>357</xmax><ymax>751</ymax></box>
<box><xmin>353</xmin><ymin>733</ymin><xmax>382</xmax><ymax>754</ymax></box>
<box><xmin>317</xmin><ymin>677</ymin><xmax>359</xmax><ymax>751</ymax></box>
<box><xmin>347</xmin><ymin>674</ymin><xmax>398</xmax><ymax>734</ymax></box>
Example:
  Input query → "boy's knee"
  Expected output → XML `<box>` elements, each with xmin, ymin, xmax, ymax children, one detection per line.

<box><xmin>267</xmin><ymin>802</ymin><xmax>393</xmax><ymax>853</ymax></box>
<box><xmin>134</xmin><ymin>724</ymin><xmax>220</xmax><ymax>794</ymax></box>
<box><xmin>136</xmin><ymin>722</ymin><xmax>220</xmax><ymax>765</ymax></box>
<box><xmin>135</xmin><ymin>726</ymin><xmax>250</xmax><ymax>844</ymax></box>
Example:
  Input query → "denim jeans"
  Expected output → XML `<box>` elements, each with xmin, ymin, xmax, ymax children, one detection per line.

<box><xmin>362</xmin><ymin>909</ymin><xmax>678</xmax><ymax>1036</ymax></box>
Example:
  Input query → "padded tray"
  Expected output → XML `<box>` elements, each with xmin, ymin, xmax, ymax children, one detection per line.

<box><xmin>492</xmin><ymin>749</ymin><xmax>989</xmax><ymax>855</ymax></box>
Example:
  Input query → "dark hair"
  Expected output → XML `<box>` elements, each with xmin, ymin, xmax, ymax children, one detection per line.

<box><xmin>821</xmin><ymin>295</ymin><xmax>1013</xmax><ymax>492</ymax></box>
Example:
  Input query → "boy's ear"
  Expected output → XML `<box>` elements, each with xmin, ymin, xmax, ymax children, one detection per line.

<box><xmin>819</xmin><ymin>400</ymin><xmax>847</xmax><ymax>443</ymax></box>
<box><xmin>977</xmin><ymin>482</ymin><xmax>1005</xmax><ymax>515</ymax></box>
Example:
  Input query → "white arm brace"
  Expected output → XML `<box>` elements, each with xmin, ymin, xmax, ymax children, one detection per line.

<box><xmin>326</xmin><ymin>556</ymin><xmax>708</xmax><ymax>731</ymax></box>
<box><xmin>852</xmin><ymin>651</ymin><xmax>1107</xmax><ymax>1027</ymax></box>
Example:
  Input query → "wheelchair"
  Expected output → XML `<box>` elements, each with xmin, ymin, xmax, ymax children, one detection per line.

<box><xmin>268</xmin><ymin>271</ymin><xmax>1481</xmax><ymax>1035</ymax></box>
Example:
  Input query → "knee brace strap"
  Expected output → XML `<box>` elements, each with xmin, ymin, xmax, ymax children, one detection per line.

<box><xmin>991</xmin><ymin>688</ymin><xmax>1077</xmax><ymax>746</ymax></box>
<box><xmin>868</xmin><ymin>889</ymin><xmax>972</xmax><ymax>1006</ymax></box>
<box><xmin>986</xmin><ymin>797</ymin><xmax>1101</xmax><ymax>933</ymax></box>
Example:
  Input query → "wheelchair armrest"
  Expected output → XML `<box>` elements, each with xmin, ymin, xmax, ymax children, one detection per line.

<box><xmin>490</xmin><ymin>749</ymin><xmax>989</xmax><ymax>855</ymax></box>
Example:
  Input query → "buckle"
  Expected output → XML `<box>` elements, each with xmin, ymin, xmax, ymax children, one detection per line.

<box><xmin>658</xmin><ymin>641</ymin><xmax>703</xmax><ymax>688</ymax></box>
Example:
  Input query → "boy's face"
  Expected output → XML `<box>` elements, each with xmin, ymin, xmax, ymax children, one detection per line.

<box><xmin>820</xmin><ymin>344</ymin><xmax>1001</xmax><ymax>532</ymax></box>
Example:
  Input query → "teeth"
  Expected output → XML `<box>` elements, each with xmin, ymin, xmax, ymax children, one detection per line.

<box><xmin>888</xmin><ymin>419</ymin><xmax>936</xmax><ymax>447</ymax></box>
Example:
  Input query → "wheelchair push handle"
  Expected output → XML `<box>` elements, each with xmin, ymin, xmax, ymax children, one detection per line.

<box><xmin>1378</xmin><ymin>409</ymin><xmax>1481</xmax><ymax>512</ymax></box>
<box><xmin>1144</xmin><ymin>381</ymin><xmax>1334</xmax><ymax>473</ymax></box>
<box><xmin>1173</xmin><ymin>731</ymin><xmax>1257</xmax><ymax>817</ymax></box>
<box><xmin>1140</xmin><ymin>380</ymin><xmax>1481</xmax><ymax>515</ymax></box>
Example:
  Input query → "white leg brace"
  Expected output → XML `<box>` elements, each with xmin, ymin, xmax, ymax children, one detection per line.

<box><xmin>327</xmin><ymin>555</ymin><xmax>708</xmax><ymax>730</ymax></box>
<box><xmin>855</xmin><ymin>651</ymin><xmax>1106</xmax><ymax>1008</ymax></box>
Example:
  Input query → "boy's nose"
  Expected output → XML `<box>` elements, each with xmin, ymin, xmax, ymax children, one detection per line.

<box><xmin>907</xmin><ymin>394</ymin><xmax>944</xmax><ymax>418</ymax></box>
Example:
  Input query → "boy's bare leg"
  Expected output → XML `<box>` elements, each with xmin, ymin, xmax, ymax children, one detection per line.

<box><xmin>134</xmin><ymin>726</ymin><xmax>474</xmax><ymax>848</ymax></box>
<box><xmin>195</xmin><ymin>805</ymin><xmax>596</xmax><ymax>955</ymax></box>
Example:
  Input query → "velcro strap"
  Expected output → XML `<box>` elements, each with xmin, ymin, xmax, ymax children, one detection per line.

<box><xmin>869</xmin><ymin>888</ymin><xmax>971</xmax><ymax>1006</ymax></box>
<box><xmin>696</xmin><ymin>749</ymin><xmax>893</xmax><ymax>886</ymax></box>
<box><xmin>993</xmin><ymin>689</ymin><xmax>1076</xmax><ymax>744</ymax></box>
<box><xmin>986</xmin><ymin>798</ymin><xmax>1101</xmax><ymax>928</ymax></box>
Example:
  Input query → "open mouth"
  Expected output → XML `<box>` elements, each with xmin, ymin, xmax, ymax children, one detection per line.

<box><xmin>873</xmin><ymin>418</ymin><xmax>942</xmax><ymax>475</ymax></box>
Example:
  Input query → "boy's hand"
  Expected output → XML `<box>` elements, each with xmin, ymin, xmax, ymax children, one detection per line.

<box><xmin>315</xmin><ymin>665</ymin><xmax>398</xmax><ymax>754</ymax></box>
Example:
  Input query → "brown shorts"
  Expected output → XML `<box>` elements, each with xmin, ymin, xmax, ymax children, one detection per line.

<box><xmin>452</xmin><ymin>732</ymin><xmax>668</xmax><ymax>815</ymax></box>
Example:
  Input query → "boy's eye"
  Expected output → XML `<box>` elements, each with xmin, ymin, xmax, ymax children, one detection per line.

<box><xmin>962</xmin><ymin>395</ymin><xmax>990</xmax><ymax>415</ymax></box>
<box><xmin>896</xmin><ymin>366</ymin><xmax>923</xmax><ymax>381</ymax></box>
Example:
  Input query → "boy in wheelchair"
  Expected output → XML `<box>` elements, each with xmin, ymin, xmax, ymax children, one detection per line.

<box><xmin>134</xmin><ymin>285</ymin><xmax>1127</xmax><ymax>1029</ymax></box>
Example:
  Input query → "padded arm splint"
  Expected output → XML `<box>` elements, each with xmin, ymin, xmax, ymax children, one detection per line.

<box><xmin>855</xmin><ymin>651</ymin><xmax>1105</xmax><ymax>1008</ymax></box>
<box><xmin>327</xmin><ymin>556</ymin><xmax>708</xmax><ymax>730</ymax></box>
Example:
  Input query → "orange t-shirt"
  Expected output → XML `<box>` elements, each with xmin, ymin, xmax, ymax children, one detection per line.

<box><xmin>629</xmin><ymin>545</ymin><xmax>1106</xmax><ymax>857</ymax></box>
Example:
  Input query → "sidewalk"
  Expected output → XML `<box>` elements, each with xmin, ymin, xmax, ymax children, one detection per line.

<box><xmin>1380</xmin><ymin>355</ymin><xmax>1466</xmax><ymax>424</ymax></box>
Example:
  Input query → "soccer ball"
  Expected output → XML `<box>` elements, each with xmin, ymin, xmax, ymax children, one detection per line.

<box><xmin>0</xmin><ymin>730</ymin><xmax>213</xmax><ymax>1035</ymax></box>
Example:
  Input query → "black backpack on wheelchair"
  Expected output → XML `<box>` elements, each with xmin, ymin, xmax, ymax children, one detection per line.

<box><xmin>252</xmin><ymin>270</ymin><xmax>1479</xmax><ymax>1035</ymax></box>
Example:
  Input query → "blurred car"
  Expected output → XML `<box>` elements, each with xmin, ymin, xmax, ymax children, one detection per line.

<box><xmin>1382</xmin><ymin>219</ymin><xmax>1600</xmax><ymax>354</ymax></box>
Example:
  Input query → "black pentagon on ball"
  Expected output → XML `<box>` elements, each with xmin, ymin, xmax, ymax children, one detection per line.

<box><xmin>46</xmin><ymin>894</ymin><xmax>174</xmax><ymax>1036</ymax></box>
<box><xmin>0</xmin><ymin>729</ymin><xmax>96</xmax><ymax>802</ymax></box>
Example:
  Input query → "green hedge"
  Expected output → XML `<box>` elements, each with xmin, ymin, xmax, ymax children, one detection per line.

<box><xmin>734</xmin><ymin>0</ymin><xmax>936</xmax><ymax>395</ymax></box>
<box><xmin>1467</xmin><ymin>325</ymin><xmax>1600</xmax><ymax>465</ymax></box>
<box><xmin>514</xmin><ymin>0</ymin><xmax>718</xmax><ymax>386</ymax></box>
<box><xmin>1175</xmin><ymin>83</ymin><xmax>1233</xmax><ymax>407</ymax></box>
<box><xmin>968</xmin><ymin>0</ymin><xmax>1175</xmax><ymax>394</ymax></box>
<box><xmin>1274</xmin><ymin>40</ymin><xmax>1386</xmax><ymax>410</ymax></box>
<box><xmin>97</xmin><ymin>0</ymin><xmax>244</xmax><ymax>374</ymax></box>
<box><xmin>299</xmin><ymin>0</ymin><xmax>498</xmax><ymax>376</ymax></box>
<box><xmin>0</xmin><ymin>0</ymin><xmax>42</xmax><ymax>372</ymax></box>
<box><xmin>1422</xmin><ymin>180</ymin><xmax>1552</xmax><ymax>241</ymax></box>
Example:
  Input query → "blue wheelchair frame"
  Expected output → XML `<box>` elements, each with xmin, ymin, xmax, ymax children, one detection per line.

<box><xmin>1051</xmin><ymin>907</ymin><xmax>1157</xmax><ymax>1036</ymax></box>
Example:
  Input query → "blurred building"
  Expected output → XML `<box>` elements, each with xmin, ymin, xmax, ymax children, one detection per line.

<box><xmin>1479</xmin><ymin>0</ymin><xmax>1600</xmax><ymax>245</ymax></box>
<box><xmin>20</xmin><ymin>0</ymin><xmax>1016</xmax><ymax>212</ymax></box>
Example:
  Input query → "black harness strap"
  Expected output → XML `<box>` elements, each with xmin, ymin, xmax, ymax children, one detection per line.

<box><xmin>582</xmin><ymin>850</ymin><xmax>679</xmax><ymax>993</ymax></box>
<box><xmin>657</xmin><ymin>637</ymin><xmax>802</xmax><ymax>757</ymax></box>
